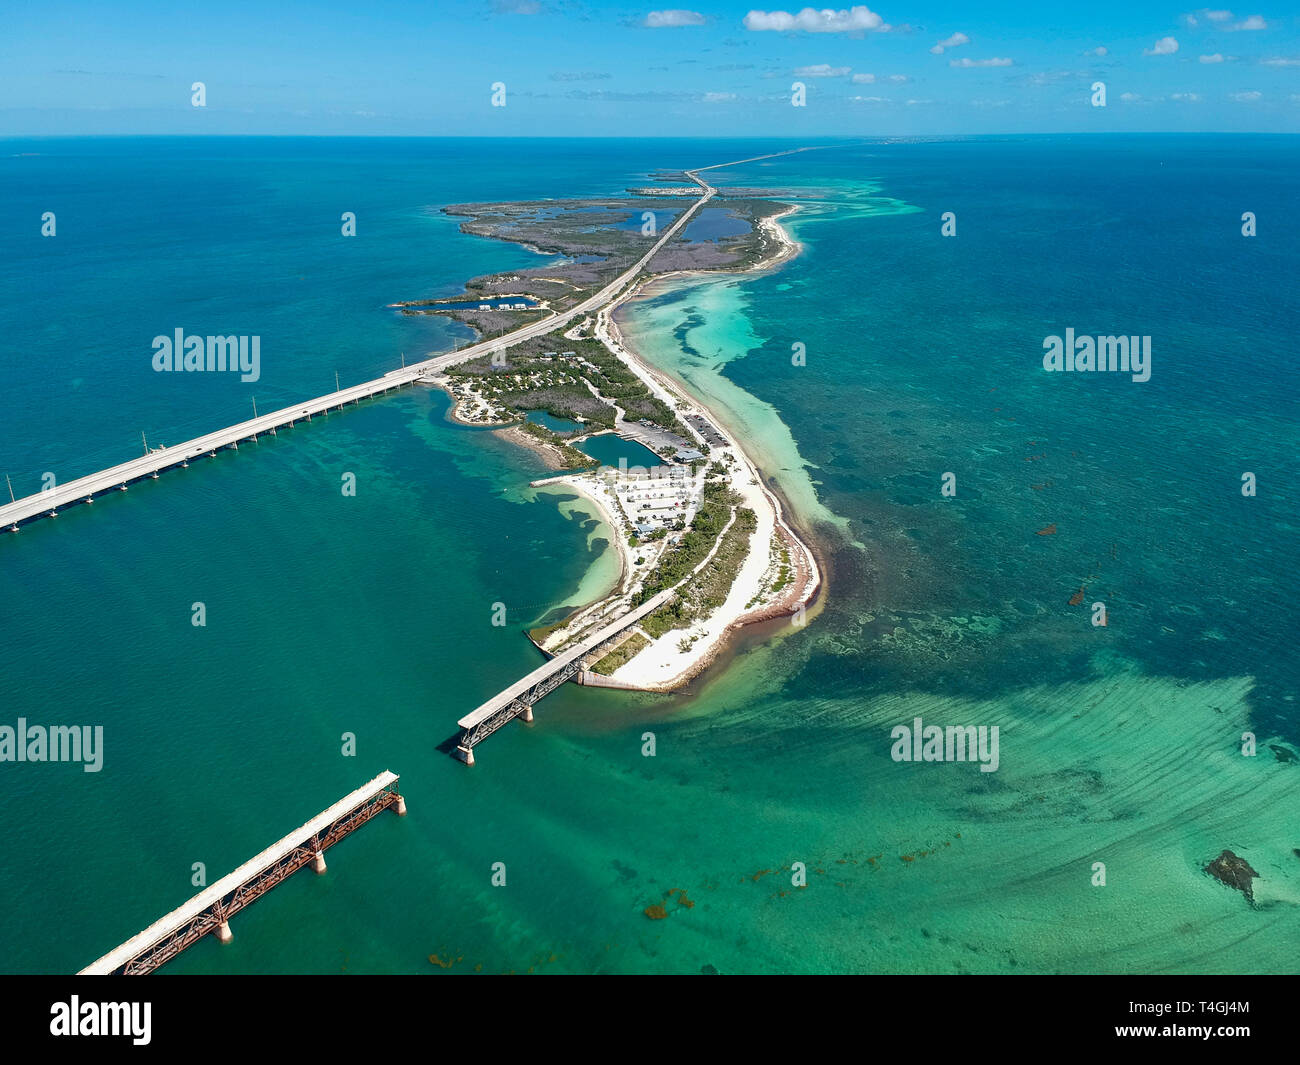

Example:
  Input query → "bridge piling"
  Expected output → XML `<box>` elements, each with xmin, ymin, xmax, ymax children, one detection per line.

<box><xmin>79</xmin><ymin>771</ymin><xmax>404</xmax><ymax>975</ymax></box>
<box><xmin>2</xmin><ymin>163</ymin><xmax>717</xmax><ymax>540</ymax></box>
<box><xmin>451</xmin><ymin>591</ymin><xmax>677</xmax><ymax>763</ymax></box>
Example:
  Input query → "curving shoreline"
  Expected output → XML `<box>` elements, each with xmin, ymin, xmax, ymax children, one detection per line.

<box><xmin>588</xmin><ymin>204</ymin><xmax>824</xmax><ymax>689</ymax></box>
<box><xmin>422</xmin><ymin>165</ymin><xmax>824</xmax><ymax>692</ymax></box>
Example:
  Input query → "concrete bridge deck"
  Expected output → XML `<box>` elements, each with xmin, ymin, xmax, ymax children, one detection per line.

<box><xmin>454</xmin><ymin>507</ymin><xmax>738</xmax><ymax>762</ymax></box>
<box><xmin>79</xmin><ymin>771</ymin><xmax>405</xmax><ymax>975</ymax></box>
<box><xmin>1</xmin><ymin>168</ymin><xmax>713</xmax><ymax>533</ymax></box>
<box><xmin>454</xmin><ymin>586</ymin><xmax>677</xmax><ymax>762</ymax></box>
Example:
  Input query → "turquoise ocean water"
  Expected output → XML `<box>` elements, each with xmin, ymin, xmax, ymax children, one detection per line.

<box><xmin>0</xmin><ymin>137</ymin><xmax>1295</xmax><ymax>974</ymax></box>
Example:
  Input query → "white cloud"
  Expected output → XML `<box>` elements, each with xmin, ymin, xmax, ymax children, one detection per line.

<box><xmin>950</xmin><ymin>56</ymin><xmax>1013</xmax><ymax>67</ymax></box>
<box><xmin>643</xmin><ymin>9</ymin><xmax>706</xmax><ymax>27</ymax></box>
<box><xmin>1228</xmin><ymin>14</ymin><xmax>1267</xmax><ymax>29</ymax></box>
<box><xmin>1184</xmin><ymin>8</ymin><xmax>1233</xmax><ymax>25</ymax></box>
<box><xmin>794</xmin><ymin>63</ymin><xmax>851</xmax><ymax>76</ymax></box>
<box><xmin>850</xmin><ymin>95</ymin><xmax>889</xmax><ymax>102</ymax></box>
<box><xmin>1170</xmin><ymin>92</ymin><xmax>1202</xmax><ymax>100</ymax></box>
<box><xmin>743</xmin><ymin>6</ymin><xmax>890</xmax><ymax>33</ymax></box>
<box><xmin>1229</xmin><ymin>90</ymin><xmax>1262</xmax><ymax>100</ymax></box>
<box><xmin>1027</xmin><ymin>69</ymin><xmax>1086</xmax><ymax>85</ymax></box>
<box><xmin>1120</xmin><ymin>91</ymin><xmax>1141</xmax><ymax>101</ymax></box>
<box><xmin>888</xmin><ymin>73</ymin><xmax>910</xmax><ymax>82</ymax></box>
<box><xmin>851</xmin><ymin>72</ymin><xmax>875</xmax><ymax>83</ymax></box>
<box><xmin>930</xmin><ymin>31</ymin><xmax>969</xmax><ymax>55</ymax></box>
<box><xmin>1261</xmin><ymin>56</ymin><xmax>1300</xmax><ymax>66</ymax></box>
<box><xmin>1084</xmin><ymin>46</ymin><xmax>1108</xmax><ymax>57</ymax></box>
<box><xmin>1144</xmin><ymin>36</ymin><xmax>1179</xmax><ymax>56</ymax></box>
<box><xmin>701</xmin><ymin>91</ymin><xmax>737</xmax><ymax>101</ymax></box>
<box><xmin>1200</xmin><ymin>53</ymin><xmax>1225</xmax><ymax>62</ymax></box>
<box><xmin>905</xmin><ymin>98</ymin><xmax>933</xmax><ymax>105</ymax></box>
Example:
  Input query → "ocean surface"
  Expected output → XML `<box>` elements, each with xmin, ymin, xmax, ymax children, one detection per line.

<box><xmin>0</xmin><ymin>136</ymin><xmax>1295</xmax><ymax>974</ymax></box>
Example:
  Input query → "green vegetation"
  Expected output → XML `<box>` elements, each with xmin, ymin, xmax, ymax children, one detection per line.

<box><xmin>517</xmin><ymin>419</ymin><xmax>597</xmax><ymax>470</ymax></box>
<box><xmin>771</xmin><ymin>541</ymin><xmax>792</xmax><ymax>595</ymax></box>
<box><xmin>633</xmin><ymin>480</ymin><xmax>740</xmax><ymax>607</ymax></box>
<box><xmin>747</xmin><ymin>536</ymin><xmax>791</xmax><ymax>610</ymax></box>
<box><xmin>591</xmin><ymin>631</ymin><xmax>650</xmax><ymax>675</ymax></box>
<box><xmin>445</xmin><ymin>330</ymin><xmax>684</xmax><ymax>435</ymax></box>
<box><xmin>642</xmin><ymin>506</ymin><xmax>757</xmax><ymax>638</ymax></box>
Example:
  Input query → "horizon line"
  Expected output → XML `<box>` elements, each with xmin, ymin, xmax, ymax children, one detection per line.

<box><xmin>3</xmin><ymin>130</ymin><xmax>1297</xmax><ymax>140</ymax></box>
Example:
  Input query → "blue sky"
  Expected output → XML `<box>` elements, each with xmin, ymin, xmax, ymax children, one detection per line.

<box><xmin>2</xmin><ymin>1</ymin><xmax>1297</xmax><ymax>135</ymax></box>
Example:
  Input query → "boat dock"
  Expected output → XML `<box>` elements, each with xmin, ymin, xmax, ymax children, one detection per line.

<box><xmin>79</xmin><ymin>771</ymin><xmax>405</xmax><ymax>975</ymax></box>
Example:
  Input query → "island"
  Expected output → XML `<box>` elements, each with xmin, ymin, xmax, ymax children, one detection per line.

<box><xmin>399</xmin><ymin>153</ymin><xmax>821</xmax><ymax>691</ymax></box>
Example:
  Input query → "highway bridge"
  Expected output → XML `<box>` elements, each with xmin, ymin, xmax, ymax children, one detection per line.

<box><xmin>3</xmin><ymin>150</ymin><xmax>781</xmax><ymax>762</ymax></box>
<box><xmin>0</xmin><ymin>166</ymin><xmax>715</xmax><ymax>533</ymax></box>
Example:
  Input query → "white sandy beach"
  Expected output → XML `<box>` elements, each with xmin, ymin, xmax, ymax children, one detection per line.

<box><xmin>560</xmin><ymin>206</ymin><xmax>820</xmax><ymax>689</ymax></box>
<box><xmin>431</xmin><ymin>195</ymin><xmax>820</xmax><ymax>691</ymax></box>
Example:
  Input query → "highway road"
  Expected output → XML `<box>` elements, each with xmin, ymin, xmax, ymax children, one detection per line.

<box><xmin>1</xmin><ymin>167</ymin><xmax>716</xmax><ymax>531</ymax></box>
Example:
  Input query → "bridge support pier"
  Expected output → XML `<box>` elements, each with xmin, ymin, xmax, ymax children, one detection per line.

<box><xmin>215</xmin><ymin>920</ymin><xmax>233</xmax><ymax>944</ymax></box>
<box><xmin>312</xmin><ymin>851</ymin><xmax>327</xmax><ymax>874</ymax></box>
<box><xmin>454</xmin><ymin>744</ymin><xmax>475</xmax><ymax>766</ymax></box>
<box><xmin>521</xmin><ymin>704</ymin><xmax>534</xmax><ymax>723</ymax></box>
<box><xmin>394</xmin><ymin>794</ymin><xmax>407</xmax><ymax>816</ymax></box>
